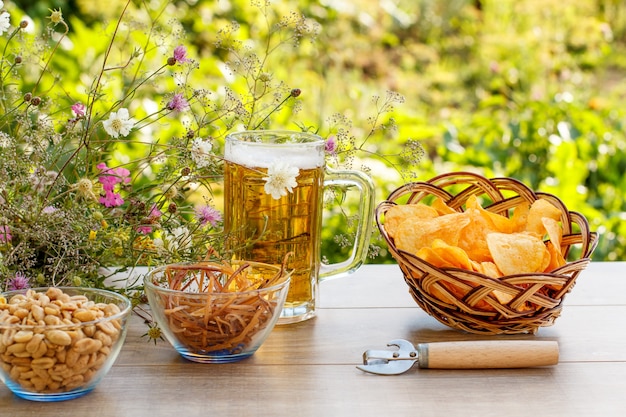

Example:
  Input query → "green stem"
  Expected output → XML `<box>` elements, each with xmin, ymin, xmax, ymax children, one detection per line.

<box><xmin>32</xmin><ymin>21</ymin><xmax>69</xmax><ymax>96</ymax></box>
<box><xmin>0</xmin><ymin>26</ymin><xmax>23</xmax><ymax>114</ymax></box>
<box><xmin>83</xmin><ymin>0</ymin><xmax>133</xmax><ymax>146</ymax></box>
<box><xmin>251</xmin><ymin>93</ymin><xmax>294</xmax><ymax>130</ymax></box>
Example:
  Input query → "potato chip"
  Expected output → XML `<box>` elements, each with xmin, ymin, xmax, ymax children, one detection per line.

<box><xmin>525</xmin><ymin>199</ymin><xmax>562</xmax><ymax>238</ymax></box>
<box><xmin>544</xmin><ymin>240</ymin><xmax>566</xmax><ymax>272</ymax></box>
<box><xmin>457</xmin><ymin>208</ymin><xmax>497</xmax><ymax>263</ymax></box>
<box><xmin>466</xmin><ymin>195</ymin><xmax>515</xmax><ymax>234</ymax></box>
<box><xmin>541</xmin><ymin>245</ymin><xmax>552</xmax><ymax>272</ymax></box>
<box><xmin>430</xmin><ymin>239</ymin><xmax>473</xmax><ymax>270</ymax></box>
<box><xmin>511</xmin><ymin>202</ymin><xmax>530</xmax><ymax>233</ymax></box>
<box><xmin>542</xmin><ymin>217</ymin><xmax>563</xmax><ymax>249</ymax></box>
<box><xmin>394</xmin><ymin>212</ymin><xmax>470</xmax><ymax>254</ymax></box>
<box><xmin>474</xmin><ymin>261</ymin><xmax>503</xmax><ymax>278</ymax></box>
<box><xmin>416</xmin><ymin>247</ymin><xmax>449</xmax><ymax>268</ymax></box>
<box><xmin>486</xmin><ymin>232</ymin><xmax>550</xmax><ymax>275</ymax></box>
<box><xmin>385</xmin><ymin>203</ymin><xmax>439</xmax><ymax>238</ymax></box>
<box><xmin>431</xmin><ymin>197</ymin><xmax>457</xmax><ymax>216</ymax></box>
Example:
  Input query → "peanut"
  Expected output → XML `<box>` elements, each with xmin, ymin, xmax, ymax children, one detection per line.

<box><xmin>65</xmin><ymin>348</ymin><xmax>80</xmax><ymax>368</ymax></box>
<box><xmin>45</xmin><ymin>330</ymin><xmax>72</xmax><ymax>346</ymax></box>
<box><xmin>37</xmin><ymin>295</ymin><xmax>51</xmax><ymax>306</ymax></box>
<box><xmin>93</xmin><ymin>330</ymin><xmax>112</xmax><ymax>347</ymax></box>
<box><xmin>96</xmin><ymin>321</ymin><xmax>117</xmax><ymax>336</ymax></box>
<box><xmin>13</xmin><ymin>308</ymin><xmax>29</xmax><ymax>320</ymax></box>
<box><xmin>44</xmin><ymin>315</ymin><xmax>61</xmax><ymax>326</ymax></box>
<box><xmin>45</xmin><ymin>288</ymin><xmax>63</xmax><ymax>300</ymax></box>
<box><xmin>14</xmin><ymin>330</ymin><xmax>34</xmax><ymax>344</ymax></box>
<box><xmin>25</xmin><ymin>334</ymin><xmax>44</xmax><ymax>354</ymax></box>
<box><xmin>74</xmin><ymin>338</ymin><xmax>103</xmax><ymax>355</ymax></box>
<box><xmin>6</xmin><ymin>342</ymin><xmax>26</xmax><ymax>355</ymax></box>
<box><xmin>0</xmin><ymin>288</ymin><xmax>124</xmax><ymax>394</ymax></box>
<box><xmin>31</xmin><ymin>304</ymin><xmax>45</xmax><ymax>322</ymax></box>
<box><xmin>31</xmin><ymin>357</ymin><xmax>56</xmax><ymax>370</ymax></box>
<box><xmin>83</xmin><ymin>324</ymin><xmax>96</xmax><ymax>337</ymax></box>
<box><xmin>73</xmin><ymin>309</ymin><xmax>97</xmax><ymax>323</ymax></box>
<box><xmin>44</xmin><ymin>304</ymin><xmax>61</xmax><ymax>316</ymax></box>
<box><xmin>31</xmin><ymin>342</ymin><xmax>48</xmax><ymax>360</ymax></box>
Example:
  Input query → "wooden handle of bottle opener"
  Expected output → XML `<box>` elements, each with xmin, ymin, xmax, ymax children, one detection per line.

<box><xmin>417</xmin><ymin>340</ymin><xmax>559</xmax><ymax>369</ymax></box>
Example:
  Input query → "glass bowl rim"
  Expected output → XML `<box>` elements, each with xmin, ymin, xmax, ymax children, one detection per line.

<box><xmin>143</xmin><ymin>261</ymin><xmax>292</xmax><ymax>297</ymax></box>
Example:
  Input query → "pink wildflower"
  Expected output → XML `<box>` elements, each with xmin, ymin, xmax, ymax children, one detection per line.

<box><xmin>7</xmin><ymin>272</ymin><xmax>30</xmax><ymax>291</ymax></box>
<box><xmin>166</xmin><ymin>93</ymin><xmax>189</xmax><ymax>112</ymax></box>
<box><xmin>136</xmin><ymin>226</ymin><xmax>152</xmax><ymax>235</ymax></box>
<box><xmin>97</xmin><ymin>163</ymin><xmax>131</xmax><ymax>207</ymax></box>
<box><xmin>0</xmin><ymin>225</ymin><xmax>11</xmax><ymax>243</ymax></box>
<box><xmin>173</xmin><ymin>45</ymin><xmax>190</xmax><ymax>63</ymax></box>
<box><xmin>71</xmin><ymin>102</ymin><xmax>86</xmax><ymax>117</ymax></box>
<box><xmin>195</xmin><ymin>205</ymin><xmax>222</xmax><ymax>227</ymax></box>
<box><xmin>97</xmin><ymin>163</ymin><xmax>131</xmax><ymax>189</ymax></box>
<box><xmin>137</xmin><ymin>204</ymin><xmax>162</xmax><ymax>234</ymax></box>
<box><xmin>100</xmin><ymin>191</ymin><xmax>124</xmax><ymax>208</ymax></box>
<box><xmin>148</xmin><ymin>204</ymin><xmax>162</xmax><ymax>219</ymax></box>
<box><xmin>325</xmin><ymin>135</ymin><xmax>337</xmax><ymax>155</ymax></box>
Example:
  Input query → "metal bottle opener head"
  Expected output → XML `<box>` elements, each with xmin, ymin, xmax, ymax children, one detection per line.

<box><xmin>357</xmin><ymin>339</ymin><xmax>419</xmax><ymax>375</ymax></box>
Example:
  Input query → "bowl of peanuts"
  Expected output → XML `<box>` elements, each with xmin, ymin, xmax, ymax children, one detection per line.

<box><xmin>144</xmin><ymin>260</ymin><xmax>291</xmax><ymax>363</ymax></box>
<box><xmin>0</xmin><ymin>287</ymin><xmax>132</xmax><ymax>401</ymax></box>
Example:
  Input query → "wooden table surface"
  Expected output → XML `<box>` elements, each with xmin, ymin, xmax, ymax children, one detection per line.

<box><xmin>2</xmin><ymin>262</ymin><xmax>625</xmax><ymax>416</ymax></box>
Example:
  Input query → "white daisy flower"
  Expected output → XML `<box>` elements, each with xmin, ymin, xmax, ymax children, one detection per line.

<box><xmin>263</xmin><ymin>161</ymin><xmax>299</xmax><ymax>200</ymax></box>
<box><xmin>0</xmin><ymin>3</ymin><xmax>10</xmax><ymax>36</ymax></box>
<box><xmin>164</xmin><ymin>226</ymin><xmax>191</xmax><ymax>251</ymax></box>
<box><xmin>190</xmin><ymin>137</ymin><xmax>213</xmax><ymax>168</ymax></box>
<box><xmin>152</xmin><ymin>237</ymin><xmax>165</xmax><ymax>252</ymax></box>
<box><xmin>102</xmin><ymin>108</ymin><xmax>136</xmax><ymax>138</ymax></box>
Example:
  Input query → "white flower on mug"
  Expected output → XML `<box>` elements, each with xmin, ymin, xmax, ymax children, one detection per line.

<box><xmin>263</xmin><ymin>161</ymin><xmax>299</xmax><ymax>200</ymax></box>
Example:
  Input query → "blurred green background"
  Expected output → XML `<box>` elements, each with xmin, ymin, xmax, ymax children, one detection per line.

<box><xmin>7</xmin><ymin>0</ymin><xmax>626</xmax><ymax>263</ymax></box>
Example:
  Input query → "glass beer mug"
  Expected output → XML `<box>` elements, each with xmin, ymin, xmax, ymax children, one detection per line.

<box><xmin>223</xmin><ymin>130</ymin><xmax>374</xmax><ymax>324</ymax></box>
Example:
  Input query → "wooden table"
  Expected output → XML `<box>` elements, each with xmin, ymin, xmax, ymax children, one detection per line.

<box><xmin>2</xmin><ymin>262</ymin><xmax>625</xmax><ymax>416</ymax></box>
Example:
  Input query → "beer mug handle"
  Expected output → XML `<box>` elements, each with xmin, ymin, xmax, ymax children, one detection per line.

<box><xmin>319</xmin><ymin>168</ymin><xmax>375</xmax><ymax>280</ymax></box>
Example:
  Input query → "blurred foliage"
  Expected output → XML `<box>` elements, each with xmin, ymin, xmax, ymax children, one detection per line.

<box><xmin>7</xmin><ymin>0</ymin><xmax>626</xmax><ymax>262</ymax></box>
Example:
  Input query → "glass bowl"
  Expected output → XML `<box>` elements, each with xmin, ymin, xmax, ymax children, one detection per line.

<box><xmin>0</xmin><ymin>287</ymin><xmax>132</xmax><ymax>401</ymax></box>
<box><xmin>144</xmin><ymin>261</ymin><xmax>291</xmax><ymax>363</ymax></box>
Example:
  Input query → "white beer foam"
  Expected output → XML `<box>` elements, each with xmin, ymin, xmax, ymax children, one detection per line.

<box><xmin>225</xmin><ymin>142</ymin><xmax>324</xmax><ymax>169</ymax></box>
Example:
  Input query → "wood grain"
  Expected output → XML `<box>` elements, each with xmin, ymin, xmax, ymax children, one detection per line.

<box><xmin>2</xmin><ymin>262</ymin><xmax>625</xmax><ymax>416</ymax></box>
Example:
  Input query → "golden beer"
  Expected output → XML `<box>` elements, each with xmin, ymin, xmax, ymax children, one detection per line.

<box><xmin>223</xmin><ymin>161</ymin><xmax>323</xmax><ymax>320</ymax></box>
<box><xmin>223</xmin><ymin>130</ymin><xmax>374</xmax><ymax>324</ymax></box>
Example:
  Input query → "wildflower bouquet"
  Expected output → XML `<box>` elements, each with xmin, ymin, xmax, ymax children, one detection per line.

<box><xmin>0</xmin><ymin>0</ymin><xmax>314</xmax><ymax>293</ymax></box>
<box><xmin>0</xmin><ymin>0</ymin><xmax>423</xmax><ymax>298</ymax></box>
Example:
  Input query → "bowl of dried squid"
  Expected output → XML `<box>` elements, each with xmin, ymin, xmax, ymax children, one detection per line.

<box><xmin>143</xmin><ymin>260</ymin><xmax>291</xmax><ymax>363</ymax></box>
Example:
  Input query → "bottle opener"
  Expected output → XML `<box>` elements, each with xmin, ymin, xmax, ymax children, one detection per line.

<box><xmin>357</xmin><ymin>339</ymin><xmax>559</xmax><ymax>375</ymax></box>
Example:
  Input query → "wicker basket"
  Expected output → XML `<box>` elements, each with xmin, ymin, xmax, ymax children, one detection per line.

<box><xmin>377</xmin><ymin>172</ymin><xmax>598</xmax><ymax>335</ymax></box>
